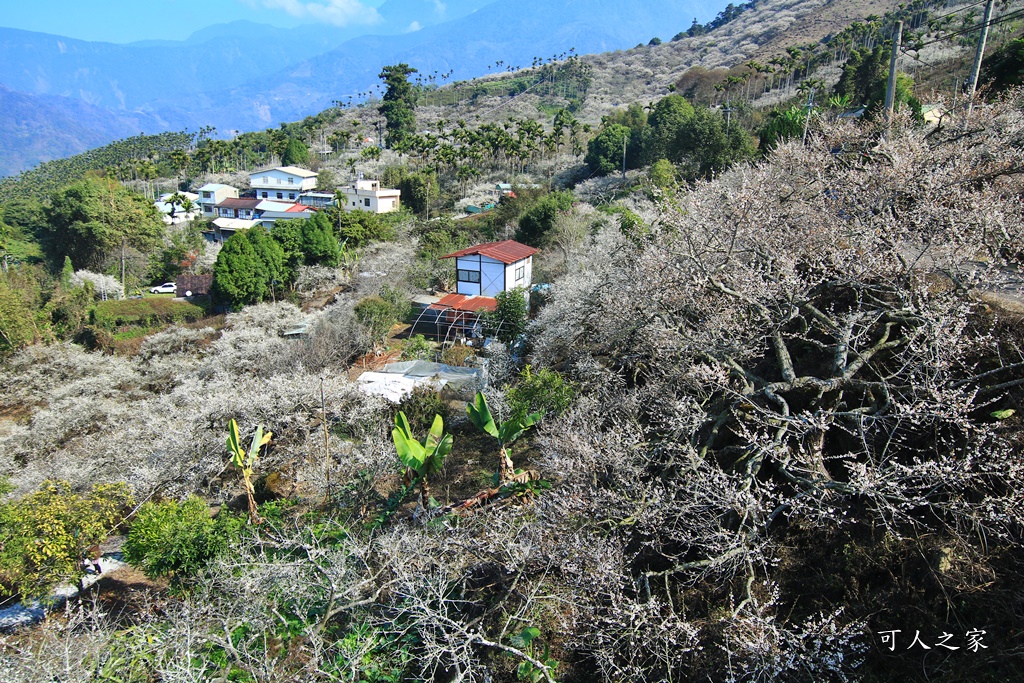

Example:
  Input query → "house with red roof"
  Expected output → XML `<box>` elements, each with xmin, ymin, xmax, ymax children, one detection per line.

<box><xmin>413</xmin><ymin>240</ymin><xmax>537</xmax><ymax>342</ymax></box>
<box><xmin>440</xmin><ymin>239</ymin><xmax>537</xmax><ymax>298</ymax></box>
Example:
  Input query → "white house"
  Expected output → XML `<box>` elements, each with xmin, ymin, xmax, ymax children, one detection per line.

<box><xmin>338</xmin><ymin>178</ymin><xmax>401</xmax><ymax>214</ymax></box>
<box><xmin>441</xmin><ymin>240</ymin><xmax>537</xmax><ymax>297</ymax></box>
<box><xmin>249</xmin><ymin>166</ymin><xmax>318</xmax><ymax>201</ymax></box>
<box><xmin>197</xmin><ymin>184</ymin><xmax>239</xmax><ymax>218</ymax></box>
<box><xmin>154</xmin><ymin>192</ymin><xmax>200</xmax><ymax>225</ymax></box>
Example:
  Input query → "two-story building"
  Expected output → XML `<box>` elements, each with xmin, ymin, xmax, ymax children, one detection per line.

<box><xmin>441</xmin><ymin>240</ymin><xmax>537</xmax><ymax>297</ymax></box>
<box><xmin>215</xmin><ymin>197</ymin><xmax>262</xmax><ymax>220</ymax></box>
<box><xmin>338</xmin><ymin>178</ymin><xmax>401</xmax><ymax>214</ymax></box>
<box><xmin>249</xmin><ymin>166</ymin><xmax>318</xmax><ymax>201</ymax></box>
<box><xmin>197</xmin><ymin>183</ymin><xmax>239</xmax><ymax>218</ymax></box>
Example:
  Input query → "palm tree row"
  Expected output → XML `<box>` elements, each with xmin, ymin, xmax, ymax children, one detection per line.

<box><xmin>392</xmin><ymin>110</ymin><xmax>589</xmax><ymax>176</ymax></box>
<box><xmin>710</xmin><ymin>0</ymin><xmax>989</xmax><ymax>106</ymax></box>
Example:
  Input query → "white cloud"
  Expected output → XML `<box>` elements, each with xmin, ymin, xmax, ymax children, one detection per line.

<box><xmin>256</xmin><ymin>0</ymin><xmax>382</xmax><ymax>27</ymax></box>
<box><xmin>405</xmin><ymin>21</ymin><xmax>422</xmax><ymax>32</ymax></box>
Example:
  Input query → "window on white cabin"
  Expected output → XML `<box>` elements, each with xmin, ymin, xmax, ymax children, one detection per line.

<box><xmin>515</xmin><ymin>265</ymin><xmax>525</xmax><ymax>280</ymax></box>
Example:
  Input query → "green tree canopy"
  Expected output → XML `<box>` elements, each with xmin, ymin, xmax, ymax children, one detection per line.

<box><xmin>213</xmin><ymin>231</ymin><xmax>267</xmax><ymax>306</ymax></box>
<box><xmin>300</xmin><ymin>212</ymin><xmax>341</xmax><ymax>266</ymax></box>
<box><xmin>585</xmin><ymin>124</ymin><xmax>634</xmax><ymax>176</ymax></box>
<box><xmin>247</xmin><ymin>225</ymin><xmax>286</xmax><ymax>297</ymax></box>
<box><xmin>0</xmin><ymin>275</ymin><xmax>37</xmax><ymax>356</ymax></box>
<box><xmin>516</xmin><ymin>190</ymin><xmax>575</xmax><ymax>246</ymax></box>
<box><xmin>603</xmin><ymin>102</ymin><xmax>649</xmax><ymax>131</ymax></box>
<box><xmin>0</xmin><ymin>481</ymin><xmax>134</xmax><ymax>599</ymax></box>
<box><xmin>281</xmin><ymin>138</ymin><xmax>310</xmax><ymax>166</ymax></box>
<box><xmin>981</xmin><ymin>38</ymin><xmax>1024</xmax><ymax>92</ymax></box>
<box><xmin>758</xmin><ymin>106</ymin><xmax>806</xmax><ymax>151</ymax></box>
<box><xmin>42</xmin><ymin>175</ymin><xmax>164</xmax><ymax>273</ymax></box>
<box><xmin>379</xmin><ymin>63</ymin><xmax>418</xmax><ymax>148</ymax></box>
<box><xmin>642</xmin><ymin>94</ymin><xmax>695</xmax><ymax>162</ymax></box>
<box><xmin>833</xmin><ymin>46</ymin><xmax>886</xmax><ymax>108</ymax></box>
<box><xmin>484</xmin><ymin>287</ymin><xmax>529</xmax><ymax>344</ymax></box>
<box><xmin>674</xmin><ymin>107</ymin><xmax>755</xmax><ymax>179</ymax></box>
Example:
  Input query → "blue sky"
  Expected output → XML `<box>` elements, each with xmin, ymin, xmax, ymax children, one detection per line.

<box><xmin>1</xmin><ymin>0</ymin><xmax>388</xmax><ymax>43</ymax></box>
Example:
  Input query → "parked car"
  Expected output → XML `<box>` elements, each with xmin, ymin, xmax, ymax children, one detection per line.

<box><xmin>150</xmin><ymin>282</ymin><xmax>177</xmax><ymax>294</ymax></box>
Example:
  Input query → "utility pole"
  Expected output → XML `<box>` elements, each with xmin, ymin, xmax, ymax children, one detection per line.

<box><xmin>967</xmin><ymin>0</ymin><xmax>996</xmax><ymax>120</ymax></box>
<box><xmin>883</xmin><ymin>20</ymin><xmax>903</xmax><ymax>137</ymax></box>
<box><xmin>802</xmin><ymin>88</ymin><xmax>816</xmax><ymax>146</ymax></box>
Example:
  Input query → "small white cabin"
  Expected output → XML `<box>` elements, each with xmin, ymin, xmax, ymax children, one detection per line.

<box><xmin>441</xmin><ymin>240</ymin><xmax>538</xmax><ymax>297</ymax></box>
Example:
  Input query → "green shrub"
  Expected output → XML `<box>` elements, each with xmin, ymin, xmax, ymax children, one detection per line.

<box><xmin>355</xmin><ymin>296</ymin><xmax>399</xmax><ymax>344</ymax></box>
<box><xmin>395</xmin><ymin>386</ymin><xmax>450</xmax><ymax>433</ymax></box>
<box><xmin>483</xmin><ymin>287</ymin><xmax>529</xmax><ymax>344</ymax></box>
<box><xmin>516</xmin><ymin>191</ymin><xmax>575</xmax><ymax>246</ymax></box>
<box><xmin>0</xmin><ymin>480</ymin><xmax>134</xmax><ymax>599</ymax></box>
<box><xmin>91</xmin><ymin>298</ymin><xmax>204</xmax><ymax>330</ymax></box>
<box><xmin>507</xmin><ymin>365</ymin><xmax>576</xmax><ymax>424</ymax></box>
<box><xmin>401</xmin><ymin>334</ymin><xmax>433</xmax><ymax>360</ymax></box>
<box><xmin>440</xmin><ymin>344</ymin><xmax>476</xmax><ymax>367</ymax></box>
<box><xmin>124</xmin><ymin>496</ymin><xmax>243</xmax><ymax>581</ymax></box>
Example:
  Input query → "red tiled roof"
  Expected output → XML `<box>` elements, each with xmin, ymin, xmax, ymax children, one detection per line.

<box><xmin>285</xmin><ymin>203</ymin><xmax>311</xmax><ymax>212</ymax></box>
<box><xmin>428</xmin><ymin>293</ymin><xmax>498</xmax><ymax>313</ymax></box>
<box><xmin>216</xmin><ymin>197</ymin><xmax>262</xmax><ymax>210</ymax></box>
<box><xmin>440</xmin><ymin>240</ymin><xmax>537</xmax><ymax>264</ymax></box>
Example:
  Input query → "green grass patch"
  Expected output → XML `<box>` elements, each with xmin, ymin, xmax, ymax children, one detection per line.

<box><xmin>91</xmin><ymin>297</ymin><xmax>205</xmax><ymax>331</ymax></box>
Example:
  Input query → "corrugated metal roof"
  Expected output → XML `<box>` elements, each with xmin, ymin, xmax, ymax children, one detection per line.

<box><xmin>440</xmin><ymin>240</ymin><xmax>538</xmax><ymax>264</ymax></box>
<box><xmin>428</xmin><ymin>293</ymin><xmax>498</xmax><ymax>313</ymax></box>
<box><xmin>217</xmin><ymin>197</ymin><xmax>262</xmax><ymax>209</ymax></box>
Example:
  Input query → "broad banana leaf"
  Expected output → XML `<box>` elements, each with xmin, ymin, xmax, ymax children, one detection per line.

<box><xmin>498</xmin><ymin>411</ymin><xmax>543</xmax><ymax>445</ymax></box>
<box><xmin>392</xmin><ymin>424</ymin><xmax>427</xmax><ymax>470</ymax></box>
<box><xmin>423</xmin><ymin>432</ymin><xmax>453</xmax><ymax>475</ymax></box>
<box><xmin>467</xmin><ymin>392</ymin><xmax>499</xmax><ymax>438</ymax></box>
<box><xmin>425</xmin><ymin>414</ymin><xmax>445</xmax><ymax>452</ymax></box>
<box><xmin>227</xmin><ymin>419</ymin><xmax>244</xmax><ymax>468</ymax></box>
<box><xmin>248</xmin><ymin>425</ymin><xmax>271</xmax><ymax>468</ymax></box>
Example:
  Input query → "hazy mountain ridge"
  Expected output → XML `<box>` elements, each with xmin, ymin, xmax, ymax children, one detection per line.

<box><xmin>0</xmin><ymin>0</ymin><xmax>716</xmax><ymax>176</ymax></box>
<box><xmin>127</xmin><ymin>0</ymin><xmax>719</xmax><ymax>134</ymax></box>
<box><xmin>0</xmin><ymin>84</ymin><xmax>170</xmax><ymax>177</ymax></box>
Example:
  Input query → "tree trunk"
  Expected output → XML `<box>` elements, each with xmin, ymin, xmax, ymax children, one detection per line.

<box><xmin>498</xmin><ymin>446</ymin><xmax>515</xmax><ymax>482</ymax></box>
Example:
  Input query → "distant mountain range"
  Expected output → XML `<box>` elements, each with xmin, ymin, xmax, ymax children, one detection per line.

<box><xmin>0</xmin><ymin>0</ymin><xmax>720</xmax><ymax>177</ymax></box>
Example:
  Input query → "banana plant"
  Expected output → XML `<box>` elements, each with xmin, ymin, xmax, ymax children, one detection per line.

<box><xmin>227</xmin><ymin>419</ymin><xmax>272</xmax><ymax>524</ymax></box>
<box><xmin>467</xmin><ymin>392</ymin><xmax>542</xmax><ymax>483</ymax></box>
<box><xmin>391</xmin><ymin>411</ymin><xmax>453</xmax><ymax>506</ymax></box>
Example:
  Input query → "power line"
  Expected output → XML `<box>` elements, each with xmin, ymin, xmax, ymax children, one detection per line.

<box><xmin>927</xmin><ymin>0</ymin><xmax>991</xmax><ymax>22</ymax></box>
<box><xmin>913</xmin><ymin>6</ymin><xmax>1024</xmax><ymax>48</ymax></box>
